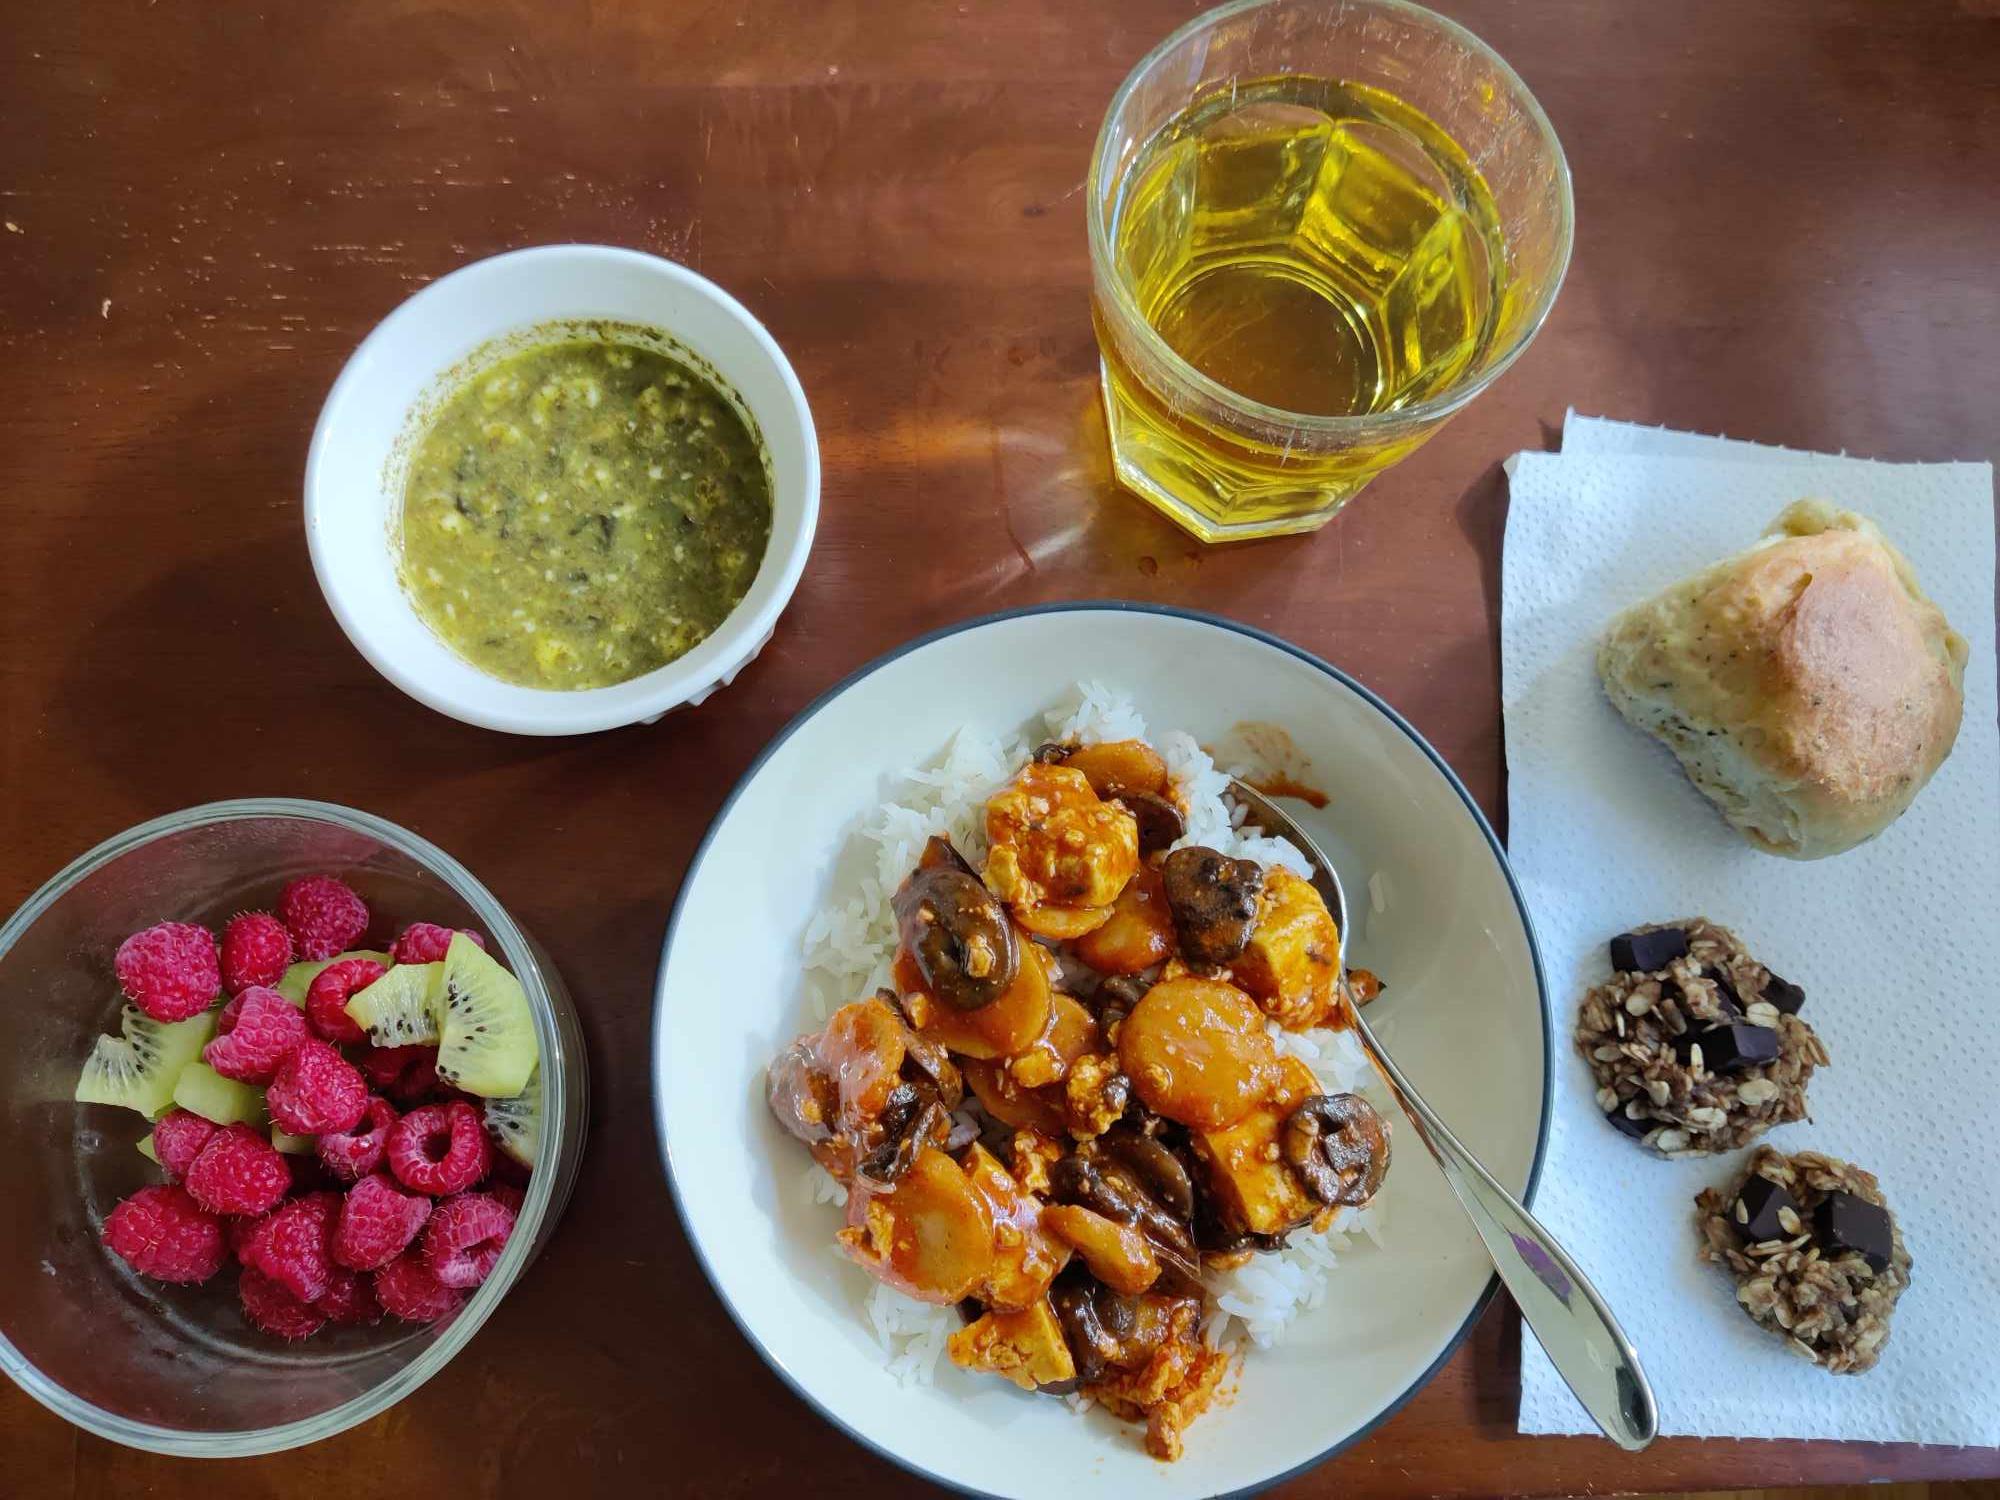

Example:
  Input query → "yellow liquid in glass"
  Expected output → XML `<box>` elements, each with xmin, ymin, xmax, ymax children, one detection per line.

<box><xmin>1100</xmin><ymin>77</ymin><xmax>1508</xmax><ymax>538</ymax></box>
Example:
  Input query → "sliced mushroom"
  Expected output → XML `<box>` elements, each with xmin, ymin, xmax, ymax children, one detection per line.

<box><xmin>1099</xmin><ymin>1126</ymin><xmax>1195</xmax><ymax>1223</ymax></box>
<box><xmin>1050</xmin><ymin>1275</ymin><xmax>1197</xmax><ymax>1383</ymax></box>
<box><xmin>1160</xmin><ymin>846</ymin><xmax>1265</xmax><ymax>965</ymax></box>
<box><xmin>1116</xmin><ymin>791</ymin><xmax>1186</xmax><ymax>856</ymax></box>
<box><xmin>1049</xmin><ymin>1143</ymin><xmax>1202</xmax><ymax>1294</ymax></box>
<box><xmin>1282</xmin><ymin>1093</ymin><xmax>1390</xmax><ymax>1207</ymax></box>
<box><xmin>893</xmin><ymin>835</ymin><xmax>1019</xmax><ymax>1012</ymax></box>
<box><xmin>1031</xmin><ymin>740</ymin><xmax>1075</xmax><ymax>765</ymax></box>
<box><xmin>855</xmin><ymin>1094</ymin><xmax>951</xmax><ymax>1190</ymax></box>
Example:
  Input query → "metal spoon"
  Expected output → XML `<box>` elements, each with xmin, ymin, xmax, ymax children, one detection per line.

<box><xmin>1227</xmin><ymin>779</ymin><xmax>1659</xmax><ymax>1452</ymax></box>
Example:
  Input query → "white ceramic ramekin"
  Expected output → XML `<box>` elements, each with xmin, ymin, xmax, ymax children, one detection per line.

<box><xmin>305</xmin><ymin>244</ymin><xmax>818</xmax><ymax>735</ymax></box>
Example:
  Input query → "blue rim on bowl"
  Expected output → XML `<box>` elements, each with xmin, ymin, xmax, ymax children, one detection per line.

<box><xmin>651</xmin><ymin>601</ymin><xmax>1552</xmax><ymax>1499</ymax></box>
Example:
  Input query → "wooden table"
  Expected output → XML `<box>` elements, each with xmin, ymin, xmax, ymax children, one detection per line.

<box><xmin>3</xmin><ymin>0</ymin><xmax>1996</xmax><ymax>1493</ymax></box>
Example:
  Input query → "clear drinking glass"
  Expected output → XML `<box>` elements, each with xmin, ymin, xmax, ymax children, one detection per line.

<box><xmin>0</xmin><ymin>800</ymin><xmax>589</xmax><ymax>1455</ymax></box>
<box><xmin>1088</xmin><ymin>0</ymin><xmax>1573</xmax><ymax>541</ymax></box>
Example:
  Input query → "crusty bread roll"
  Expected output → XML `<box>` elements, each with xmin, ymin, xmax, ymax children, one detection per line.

<box><xmin>1598</xmin><ymin>499</ymin><xmax>1967</xmax><ymax>859</ymax></box>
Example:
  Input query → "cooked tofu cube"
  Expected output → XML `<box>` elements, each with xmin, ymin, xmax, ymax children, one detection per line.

<box><xmin>1192</xmin><ymin>1056</ymin><xmax>1320</xmax><ymax>1236</ymax></box>
<box><xmin>947</xmin><ymin>1299</ymin><xmax>1076</xmax><ymax>1391</ymax></box>
<box><xmin>1232</xmin><ymin>867</ymin><xmax>1340</xmax><ymax>1030</ymax></box>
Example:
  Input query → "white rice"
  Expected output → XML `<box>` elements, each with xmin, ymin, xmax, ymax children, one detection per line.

<box><xmin>797</xmin><ymin>682</ymin><xmax>1390</xmax><ymax>1381</ymax></box>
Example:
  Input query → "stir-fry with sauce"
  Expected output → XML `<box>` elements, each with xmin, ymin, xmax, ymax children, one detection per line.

<box><xmin>766</xmin><ymin>738</ymin><xmax>1390</xmax><ymax>1461</ymax></box>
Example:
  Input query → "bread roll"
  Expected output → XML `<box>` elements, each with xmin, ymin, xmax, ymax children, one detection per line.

<box><xmin>1597</xmin><ymin>499</ymin><xmax>1967</xmax><ymax>859</ymax></box>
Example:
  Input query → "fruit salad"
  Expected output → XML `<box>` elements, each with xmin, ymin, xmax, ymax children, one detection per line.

<box><xmin>76</xmin><ymin>875</ymin><xmax>542</xmax><ymax>1340</ymax></box>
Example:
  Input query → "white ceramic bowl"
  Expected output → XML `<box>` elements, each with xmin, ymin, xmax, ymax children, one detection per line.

<box><xmin>654</xmin><ymin>604</ymin><xmax>1551</xmax><ymax>1499</ymax></box>
<box><xmin>305</xmin><ymin>244</ymin><xmax>819</xmax><ymax>735</ymax></box>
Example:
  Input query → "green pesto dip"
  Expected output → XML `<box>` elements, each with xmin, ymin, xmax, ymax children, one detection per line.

<box><xmin>397</xmin><ymin>330</ymin><xmax>772</xmax><ymax>690</ymax></box>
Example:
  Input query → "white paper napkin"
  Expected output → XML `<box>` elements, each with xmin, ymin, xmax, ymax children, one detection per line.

<box><xmin>1503</xmin><ymin>414</ymin><xmax>2000</xmax><ymax>1444</ymax></box>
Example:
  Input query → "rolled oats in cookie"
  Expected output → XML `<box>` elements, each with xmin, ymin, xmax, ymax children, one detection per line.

<box><xmin>1695</xmin><ymin>1146</ymin><xmax>1912</xmax><ymax>1374</ymax></box>
<box><xmin>1575</xmin><ymin>919</ymin><xmax>1827</xmax><ymax>1155</ymax></box>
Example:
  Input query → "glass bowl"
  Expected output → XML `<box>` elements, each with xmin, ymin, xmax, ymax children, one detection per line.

<box><xmin>0</xmin><ymin>799</ymin><xmax>588</xmax><ymax>1455</ymax></box>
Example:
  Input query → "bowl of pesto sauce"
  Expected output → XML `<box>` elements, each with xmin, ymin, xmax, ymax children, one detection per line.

<box><xmin>306</xmin><ymin>245</ymin><xmax>818</xmax><ymax>734</ymax></box>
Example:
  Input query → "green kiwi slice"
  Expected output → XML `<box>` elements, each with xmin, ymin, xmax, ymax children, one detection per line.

<box><xmin>270</xmin><ymin>1124</ymin><xmax>315</xmax><ymax>1154</ymax></box>
<box><xmin>74</xmin><ymin>1005</ymin><xmax>217</xmax><ymax>1118</ymax></box>
<box><xmin>435</xmin><ymin>933</ymin><xmax>537</xmax><ymax>1098</ymax></box>
<box><xmin>483</xmin><ymin>1064</ymin><xmax>541</xmax><ymax>1166</ymax></box>
<box><xmin>345</xmin><ymin>961</ymin><xmax>443</xmax><ymax>1045</ymax></box>
<box><xmin>172</xmin><ymin>1061</ymin><xmax>267</xmax><ymax>1126</ymax></box>
<box><xmin>276</xmin><ymin>948</ymin><xmax>393</xmax><ymax>1008</ymax></box>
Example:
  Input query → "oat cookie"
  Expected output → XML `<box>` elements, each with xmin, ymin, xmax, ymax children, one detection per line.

<box><xmin>1575</xmin><ymin>919</ymin><xmax>1827</xmax><ymax>1155</ymax></box>
<box><xmin>1696</xmin><ymin>1146</ymin><xmax>1911</xmax><ymax>1373</ymax></box>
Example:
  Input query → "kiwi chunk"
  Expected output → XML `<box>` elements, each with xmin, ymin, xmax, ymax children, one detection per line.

<box><xmin>173</xmin><ymin>1061</ymin><xmax>267</xmax><ymax>1126</ymax></box>
<box><xmin>136</xmin><ymin>1134</ymin><xmax>161</xmax><ymax>1165</ymax></box>
<box><xmin>270</xmin><ymin>1124</ymin><xmax>316</xmax><ymax>1155</ymax></box>
<box><xmin>276</xmin><ymin>948</ymin><xmax>393</xmax><ymax>1008</ymax></box>
<box><xmin>435</xmin><ymin>933</ymin><xmax>537</xmax><ymax>1098</ymax></box>
<box><xmin>74</xmin><ymin>1005</ymin><xmax>217</xmax><ymax>1118</ymax></box>
<box><xmin>345</xmin><ymin>961</ymin><xmax>443</xmax><ymax>1045</ymax></box>
<box><xmin>483</xmin><ymin>1064</ymin><xmax>542</xmax><ymax>1167</ymax></box>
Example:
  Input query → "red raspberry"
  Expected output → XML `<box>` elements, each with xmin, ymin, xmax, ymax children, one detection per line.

<box><xmin>267</xmin><ymin>1038</ymin><xmax>368</xmax><ymax>1135</ymax></box>
<box><xmin>220</xmin><ymin>912</ymin><xmax>293</xmax><ymax>995</ymax></box>
<box><xmin>226</xmin><ymin>1213</ymin><xmax>259</xmax><ymax>1264</ymax></box>
<box><xmin>184</xmin><ymin>1122</ymin><xmax>291</xmax><ymax>1217</ymax></box>
<box><xmin>103</xmin><ymin>1185</ymin><xmax>227</xmax><ymax>1284</ymax></box>
<box><xmin>487</xmin><ymin>1181</ymin><xmax>526</xmax><ymax>1216</ymax></box>
<box><xmin>390</xmin><ymin>923</ymin><xmax>486</xmax><ymax>965</ymax></box>
<box><xmin>150</xmin><ymin>1109</ymin><xmax>219</xmax><ymax>1181</ymax></box>
<box><xmin>315</xmin><ymin>1266</ymin><xmax>382</xmax><ymax>1326</ymax></box>
<box><xmin>277</xmin><ymin>875</ymin><xmax>369</xmax><ymax>961</ymax></box>
<box><xmin>422</xmin><ymin>1192</ymin><xmax>516</xmax><ymax>1289</ymax></box>
<box><xmin>304</xmin><ymin>957</ymin><xmax>385</xmax><ymax>1046</ymax></box>
<box><xmin>202</xmin><ymin>985</ymin><xmax>308</xmax><ymax>1084</ymax></box>
<box><xmin>239</xmin><ymin>1267</ymin><xmax>326</xmax><ymax>1341</ymax></box>
<box><xmin>241</xmin><ymin>1191</ymin><xmax>339</xmax><ymax>1303</ymax></box>
<box><xmin>114</xmin><ymin>922</ymin><xmax>220</xmax><ymax>1023</ymax></box>
<box><xmin>333</xmin><ymin>1171</ymin><xmax>433</xmax><ymax>1271</ymax></box>
<box><xmin>373</xmin><ymin>1252</ymin><xmax>465</xmax><ymax>1323</ymax></box>
<box><xmin>316</xmin><ymin>1096</ymin><xmax>397</xmax><ymax>1182</ymax></box>
<box><xmin>360</xmin><ymin>1044</ymin><xmax>440</xmax><ymax>1105</ymax></box>
<box><xmin>387</xmin><ymin>1101</ymin><xmax>490</xmax><ymax>1196</ymax></box>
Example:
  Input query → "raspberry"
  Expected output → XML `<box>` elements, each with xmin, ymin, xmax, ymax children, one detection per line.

<box><xmin>150</xmin><ymin>1109</ymin><xmax>218</xmax><ymax>1181</ymax></box>
<box><xmin>202</xmin><ymin>985</ymin><xmax>308</xmax><ymax>1084</ymax></box>
<box><xmin>239</xmin><ymin>1267</ymin><xmax>326</xmax><ymax>1341</ymax></box>
<box><xmin>103</xmin><ymin>1184</ymin><xmax>227</xmax><ymax>1284</ymax></box>
<box><xmin>487</xmin><ymin>1181</ymin><xmax>526</xmax><ymax>1217</ymax></box>
<box><xmin>220</xmin><ymin>912</ymin><xmax>293</xmax><ymax>995</ymax></box>
<box><xmin>184</xmin><ymin>1122</ymin><xmax>291</xmax><ymax>1217</ymax></box>
<box><xmin>315</xmin><ymin>1266</ymin><xmax>382</xmax><ymax>1326</ymax></box>
<box><xmin>304</xmin><ymin>957</ymin><xmax>385</xmax><ymax>1046</ymax></box>
<box><xmin>390</xmin><ymin>923</ymin><xmax>486</xmax><ymax>965</ymax></box>
<box><xmin>422</xmin><ymin>1192</ymin><xmax>517</xmax><ymax>1289</ymax></box>
<box><xmin>333</xmin><ymin>1171</ymin><xmax>433</xmax><ymax>1271</ymax></box>
<box><xmin>277</xmin><ymin>875</ymin><xmax>369</xmax><ymax>962</ymax></box>
<box><xmin>373</xmin><ymin>1252</ymin><xmax>464</xmax><ymax>1323</ymax></box>
<box><xmin>267</xmin><ymin>1038</ymin><xmax>368</xmax><ymax>1135</ymax></box>
<box><xmin>316</xmin><ymin>1096</ymin><xmax>397</xmax><ymax>1182</ymax></box>
<box><xmin>241</xmin><ymin>1191</ymin><xmax>339</xmax><ymax>1303</ymax></box>
<box><xmin>226</xmin><ymin>1213</ymin><xmax>260</xmax><ymax>1264</ymax></box>
<box><xmin>115</xmin><ymin>922</ymin><xmax>220</xmax><ymax>1023</ymax></box>
<box><xmin>360</xmin><ymin>1045</ymin><xmax>440</xmax><ymax>1105</ymax></box>
<box><xmin>387</xmin><ymin>1101</ymin><xmax>490</xmax><ymax>1196</ymax></box>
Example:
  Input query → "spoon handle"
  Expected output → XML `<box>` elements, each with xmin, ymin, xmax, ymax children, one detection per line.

<box><xmin>1348</xmin><ymin>1006</ymin><xmax>1659</xmax><ymax>1451</ymax></box>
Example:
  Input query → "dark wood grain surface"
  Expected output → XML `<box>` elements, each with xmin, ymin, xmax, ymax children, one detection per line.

<box><xmin>3</xmin><ymin>0</ymin><xmax>1997</xmax><ymax>1493</ymax></box>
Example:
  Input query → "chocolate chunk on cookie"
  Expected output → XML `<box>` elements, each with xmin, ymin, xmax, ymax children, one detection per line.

<box><xmin>1576</xmin><ymin>918</ymin><xmax>1827</xmax><ymax>1156</ymax></box>
<box><xmin>1696</xmin><ymin>1147</ymin><xmax>1911</xmax><ymax>1374</ymax></box>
